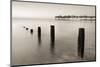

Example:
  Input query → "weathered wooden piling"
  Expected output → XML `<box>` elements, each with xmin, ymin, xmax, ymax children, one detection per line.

<box><xmin>30</xmin><ymin>29</ymin><xmax>33</xmax><ymax>34</ymax></box>
<box><xmin>78</xmin><ymin>28</ymin><xmax>85</xmax><ymax>58</ymax></box>
<box><xmin>50</xmin><ymin>25</ymin><xmax>55</xmax><ymax>44</ymax></box>
<box><xmin>26</xmin><ymin>28</ymin><xmax>28</xmax><ymax>30</ymax></box>
<box><xmin>50</xmin><ymin>25</ymin><xmax>55</xmax><ymax>55</ymax></box>
<box><xmin>38</xmin><ymin>26</ymin><xmax>41</xmax><ymax>44</ymax></box>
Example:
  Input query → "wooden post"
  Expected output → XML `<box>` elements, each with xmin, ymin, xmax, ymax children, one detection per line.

<box><xmin>50</xmin><ymin>25</ymin><xmax>55</xmax><ymax>55</ymax></box>
<box><xmin>50</xmin><ymin>25</ymin><xmax>55</xmax><ymax>43</ymax></box>
<box><xmin>26</xmin><ymin>28</ymin><xmax>28</xmax><ymax>30</ymax></box>
<box><xmin>78</xmin><ymin>28</ymin><xmax>85</xmax><ymax>58</ymax></box>
<box><xmin>38</xmin><ymin>26</ymin><xmax>41</xmax><ymax>44</ymax></box>
<box><xmin>30</xmin><ymin>29</ymin><xmax>33</xmax><ymax>34</ymax></box>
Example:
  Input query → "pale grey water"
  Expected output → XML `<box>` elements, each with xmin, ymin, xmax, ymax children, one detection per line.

<box><xmin>12</xmin><ymin>19</ymin><xmax>96</xmax><ymax>65</ymax></box>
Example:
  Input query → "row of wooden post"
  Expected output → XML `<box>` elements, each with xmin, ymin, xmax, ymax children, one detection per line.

<box><xmin>38</xmin><ymin>25</ymin><xmax>85</xmax><ymax>58</ymax></box>
<box><xmin>24</xmin><ymin>25</ymin><xmax>85</xmax><ymax>58</ymax></box>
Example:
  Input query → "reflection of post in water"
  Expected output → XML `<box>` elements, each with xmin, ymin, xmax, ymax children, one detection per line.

<box><xmin>50</xmin><ymin>25</ymin><xmax>55</xmax><ymax>55</ymax></box>
<box><xmin>38</xmin><ymin>26</ymin><xmax>41</xmax><ymax>44</ymax></box>
<box><xmin>78</xmin><ymin>28</ymin><xmax>85</xmax><ymax>58</ymax></box>
<box><xmin>50</xmin><ymin>42</ymin><xmax>55</xmax><ymax>55</ymax></box>
<box><xmin>30</xmin><ymin>29</ymin><xmax>33</xmax><ymax>34</ymax></box>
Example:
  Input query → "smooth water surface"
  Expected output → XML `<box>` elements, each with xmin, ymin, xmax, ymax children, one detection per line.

<box><xmin>12</xmin><ymin>19</ymin><xmax>95</xmax><ymax>65</ymax></box>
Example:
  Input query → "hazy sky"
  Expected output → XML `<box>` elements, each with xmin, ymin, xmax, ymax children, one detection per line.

<box><xmin>12</xmin><ymin>1</ymin><xmax>95</xmax><ymax>19</ymax></box>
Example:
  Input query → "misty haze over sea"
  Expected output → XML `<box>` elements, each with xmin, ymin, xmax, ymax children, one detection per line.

<box><xmin>12</xmin><ymin>1</ymin><xmax>96</xmax><ymax>66</ymax></box>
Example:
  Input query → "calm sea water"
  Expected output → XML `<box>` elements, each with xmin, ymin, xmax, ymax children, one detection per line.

<box><xmin>12</xmin><ymin>19</ymin><xmax>96</xmax><ymax>65</ymax></box>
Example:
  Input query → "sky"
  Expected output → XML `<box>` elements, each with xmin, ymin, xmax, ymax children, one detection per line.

<box><xmin>12</xmin><ymin>1</ymin><xmax>95</xmax><ymax>19</ymax></box>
